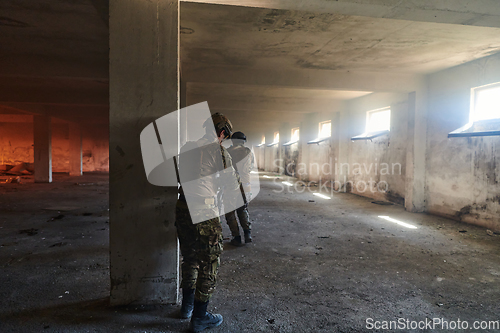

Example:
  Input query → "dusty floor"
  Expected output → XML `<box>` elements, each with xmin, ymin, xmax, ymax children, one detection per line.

<box><xmin>1</xmin><ymin>172</ymin><xmax>499</xmax><ymax>332</ymax></box>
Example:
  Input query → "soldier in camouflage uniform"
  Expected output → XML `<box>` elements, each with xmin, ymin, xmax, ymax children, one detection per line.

<box><xmin>175</xmin><ymin>113</ymin><xmax>241</xmax><ymax>333</ymax></box>
<box><xmin>225</xmin><ymin>131</ymin><xmax>254</xmax><ymax>246</ymax></box>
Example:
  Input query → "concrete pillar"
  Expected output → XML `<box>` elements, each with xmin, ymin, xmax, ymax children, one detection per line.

<box><xmin>298</xmin><ymin>118</ymin><xmax>308</xmax><ymax>181</ymax></box>
<box><xmin>68</xmin><ymin>123</ymin><xmax>82</xmax><ymax>176</ymax></box>
<box><xmin>278</xmin><ymin>122</ymin><xmax>290</xmax><ymax>174</ymax></box>
<box><xmin>405</xmin><ymin>89</ymin><xmax>428</xmax><ymax>212</ymax></box>
<box><xmin>264</xmin><ymin>129</ymin><xmax>274</xmax><ymax>172</ymax></box>
<box><xmin>336</xmin><ymin>109</ymin><xmax>351</xmax><ymax>191</ymax></box>
<box><xmin>109</xmin><ymin>0</ymin><xmax>180</xmax><ymax>305</ymax></box>
<box><xmin>330</xmin><ymin>112</ymin><xmax>340</xmax><ymax>188</ymax></box>
<box><xmin>179</xmin><ymin>80</ymin><xmax>188</xmax><ymax>146</ymax></box>
<box><xmin>180</xmin><ymin>80</ymin><xmax>187</xmax><ymax>109</ymax></box>
<box><xmin>301</xmin><ymin>113</ymin><xmax>318</xmax><ymax>181</ymax></box>
<box><xmin>34</xmin><ymin>115</ymin><xmax>52</xmax><ymax>183</ymax></box>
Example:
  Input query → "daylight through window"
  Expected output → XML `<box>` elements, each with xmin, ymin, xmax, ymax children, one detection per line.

<box><xmin>472</xmin><ymin>83</ymin><xmax>500</xmax><ymax>122</ymax></box>
<box><xmin>366</xmin><ymin>107</ymin><xmax>391</xmax><ymax>133</ymax></box>
<box><xmin>319</xmin><ymin>121</ymin><xmax>331</xmax><ymax>138</ymax></box>
<box><xmin>273</xmin><ymin>131</ymin><xmax>280</xmax><ymax>143</ymax></box>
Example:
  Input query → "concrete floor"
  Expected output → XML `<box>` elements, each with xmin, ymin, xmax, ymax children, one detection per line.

<box><xmin>1</xmin><ymin>173</ymin><xmax>499</xmax><ymax>332</ymax></box>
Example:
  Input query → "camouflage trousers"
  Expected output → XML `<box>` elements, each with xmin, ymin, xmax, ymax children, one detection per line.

<box><xmin>225</xmin><ymin>203</ymin><xmax>251</xmax><ymax>238</ymax></box>
<box><xmin>175</xmin><ymin>200</ymin><xmax>223</xmax><ymax>303</ymax></box>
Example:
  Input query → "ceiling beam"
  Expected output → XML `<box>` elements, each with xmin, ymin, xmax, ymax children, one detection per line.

<box><xmin>183</xmin><ymin>64</ymin><xmax>424</xmax><ymax>93</ymax></box>
<box><xmin>181</xmin><ymin>0</ymin><xmax>500</xmax><ymax>28</ymax></box>
<box><xmin>0</xmin><ymin>77</ymin><xmax>109</xmax><ymax>105</ymax></box>
<box><xmin>188</xmin><ymin>93</ymin><xmax>346</xmax><ymax>113</ymax></box>
<box><xmin>1</xmin><ymin>103</ymin><xmax>108</xmax><ymax>124</ymax></box>
<box><xmin>215</xmin><ymin>109</ymin><xmax>304</xmax><ymax>135</ymax></box>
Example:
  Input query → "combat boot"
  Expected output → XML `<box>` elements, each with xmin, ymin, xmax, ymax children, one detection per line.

<box><xmin>190</xmin><ymin>300</ymin><xmax>223</xmax><ymax>332</ymax></box>
<box><xmin>180</xmin><ymin>288</ymin><xmax>195</xmax><ymax>319</ymax></box>
<box><xmin>230</xmin><ymin>235</ymin><xmax>244</xmax><ymax>246</ymax></box>
<box><xmin>244</xmin><ymin>230</ymin><xmax>252</xmax><ymax>243</ymax></box>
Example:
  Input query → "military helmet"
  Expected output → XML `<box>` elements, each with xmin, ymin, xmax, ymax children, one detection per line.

<box><xmin>231</xmin><ymin>131</ymin><xmax>246</xmax><ymax>141</ymax></box>
<box><xmin>204</xmin><ymin>112</ymin><xmax>233</xmax><ymax>139</ymax></box>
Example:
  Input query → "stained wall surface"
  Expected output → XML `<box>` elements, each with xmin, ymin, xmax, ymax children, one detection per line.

<box><xmin>257</xmin><ymin>52</ymin><xmax>500</xmax><ymax>230</ymax></box>
<box><xmin>0</xmin><ymin>122</ymin><xmax>33</xmax><ymax>166</ymax></box>
<box><xmin>347</xmin><ymin>93</ymin><xmax>408</xmax><ymax>203</ymax></box>
<box><xmin>0</xmin><ymin>121</ymin><xmax>109</xmax><ymax>173</ymax></box>
<box><xmin>426</xmin><ymin>53</ymin><xmax>500</xmax><ymax>229</ymax></box>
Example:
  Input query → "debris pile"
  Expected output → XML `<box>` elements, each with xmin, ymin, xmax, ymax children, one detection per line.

<box><xmin>1</xmin><ymin>162</ymin><xmax>34</xmax><ymax>183</ymax></box>
<box><xmin>0</xmin><ymin>162</ymin><xmax>34</xmax><ymax>175</ymax></box>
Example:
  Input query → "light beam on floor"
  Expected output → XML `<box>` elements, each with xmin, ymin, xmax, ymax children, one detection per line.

<box><xmin>282</xmin><ymin>181</ymin><xmax>293</xmax><ymax>186</ymax></box>
<box><xmin>313</xmin><ymin>193</ymin><xmax>331</xmax><ymax>200</ymax></box>
<box><xmin>378</xmin><ymin>216</ymin><xmax>417</xmax><ymax>229</ymax></box>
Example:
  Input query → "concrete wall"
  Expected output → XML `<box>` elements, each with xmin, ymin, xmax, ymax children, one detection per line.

<box><xmin>51</xmin><ymin>123</ymin><xmax>70</xmax><ymax>172</ymax></box>
<box><xmin>0</xmin><ymin>120</ymin><xmax>109</xmax><ymax>173</ymax></box>
<box><xmin>265</xmin><ymin>145</ymin><xmax>280</xmax><ymax>173</ymax></box>
<box><xmin>255</xmin><ymin>145</ymin><xmax>265</xmax><ymax>170</ymax></box>
<box><xmin>426</xmin><ymin>53</ymin><xmax>500</xmax><ymax>230</ymax></box>
<box><xmin>109</xmin><ymin>0</ymin><xmax>179</xmax><ymax>305</ymax></box>
<box><xmin>258</xmin><ymin>52</ymin><xmax>499</xmax><ymax>230</ymax></box>
<box><xmin>294</xmin><ymin>112</ymin><xmax>335</xmax><ymax>183</ymax></box>
<box><xmin>348</xmin><ymin>93</ymin><xmax>408</xmax><ymax>203</ymax></box>
<box><xmin>0</xmin><ymin>122</ymin><xmax>33</xmax><ymax>165</ymax></box>
<box><xmin>82</xmin><ymin>125</ymin><xmax>109</xmax><ymax>172</ymax></box>
<box><xmin>283</xmin><ymin>143</ymin><xmax>300</xmax><ymax>177</ymax></box>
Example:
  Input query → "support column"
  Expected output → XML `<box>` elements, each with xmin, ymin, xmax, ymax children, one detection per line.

<box><xmin>336</xmin><ymin>109</ymin><xmax>351</xmax><ymax>191</ymax></box>
<box><xmin>278</xmin><ymin>122</ymin><xmax>290</xmax><ymax>174</ymax></box>
<box><xmin>34</xmin><ymin>115</ymin><xmax>52</xmax><ymax>183</ymax></box>
<box><xmin>264</xmin><ymin>129</ymin><xmax>274</xmax><ymax>172</ymax></box>
<box><xmin>330</xmin><ymin>112</ymin><xmax>340</xmax><ymax>189</ymax></box>
<box><xmin>68</xmin><ymin>123</ymin><xmax>82</xmax><ymax>176</ymax></box>
<box><xmin>405</xmin><ymin>89</ymin><xmax>428</xmax><ymax>212</ymax></box>
<box><xmin>179</xmin><ymin>80</ymin><xmax>188</xmax><ymax>146</ymax></box>
<box><xmin>109</xmin><ymin>0</ymin><xmax>180</xmax><ymax>305</ymax></box>
<box><xmin>301</xmin><ymin>113</ymin><xmax>318</xmax><ymax>181</ymax></box>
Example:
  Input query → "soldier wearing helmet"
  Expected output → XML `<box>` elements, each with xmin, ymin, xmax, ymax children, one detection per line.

<box><xmin>224</xmin><ymin>131</ymin><xmax>254</xmax><ymax>246</ymax></box>
<box><xmin>175</xmin><ymin>112</ymin><xmax>241</xmax><ymax>332</ymax></box>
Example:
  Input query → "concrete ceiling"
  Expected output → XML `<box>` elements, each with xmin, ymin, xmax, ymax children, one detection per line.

<box><xmin>188</xmin><ymin>82</ymin><xmax>371</xmax><ymax>112</ymax></box>
<box><xmin>2</xmin><ymin>0</ymin><xmax>500</xmax><ymax>131</ymax></box>
<box><xmin>0</xmin><ymin>0</ymin><xmax>108</xmax><ymax>79</ymax></box>
<box><xmin>180</xmin><ymin>1</ymin><xmax>500</xmax><ymax>134</ymax></box>
<box><xmin>0</xmin><ymin>0</ymin><xmax>108</xmax><ymax>124</ymax></box>
<box><xmin>183</xmin><ymin>0</ymin><xmax>500</xmax><ymax>29</ymax></box>
<box><xmin>181</xmin><ymin>2</ymin><xmax>500</xmax><ymax>74</ymax></box>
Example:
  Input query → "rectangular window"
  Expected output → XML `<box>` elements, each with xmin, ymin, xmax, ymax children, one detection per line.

<box><xmin>261</xmin><ymin>135</ymin><xmax>265</xmax><ymax>144</ymax></box>
<box><xmin>273</xmin><ymin>131</ymin><xmax>280</xmax><ymax>143</ymax></box>
<box><xmin>291</xmin><ymin>128</ymin><xmax>299</xmax><ymax>141</ymax></box>
<box><xmin>319</xmin><ymin>121</ymin><xmax>331</xmax><ymax>138</ymax></box>
<box><xmin>471</xmin><ymin>82</ymin><xmax>500</xmax><ymax>122</ymax></box>
<box><xmin>366</xmin><ymin>107</ymin><xmax>391</xmax><ymax>133</ymax></box>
